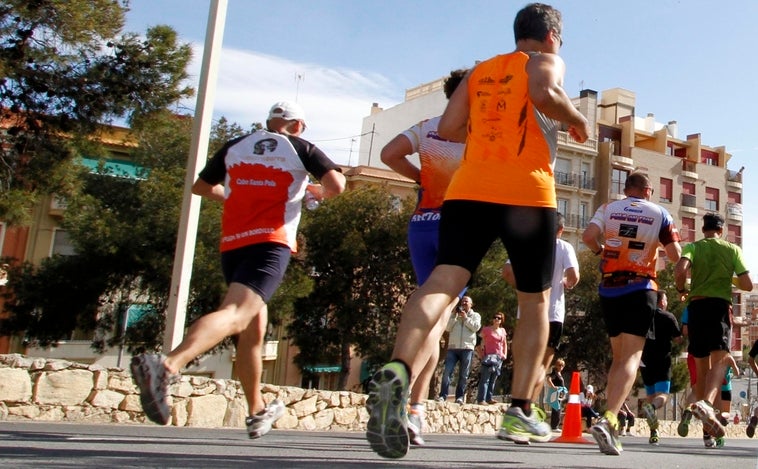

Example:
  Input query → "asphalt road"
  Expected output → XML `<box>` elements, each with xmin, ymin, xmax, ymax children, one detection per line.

<box><xmin>1</xmin><ymin>421</ymin><xmax>757</xmax><ymax>469</ymax></box>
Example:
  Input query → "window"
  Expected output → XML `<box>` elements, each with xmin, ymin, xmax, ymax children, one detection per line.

<box><xmin>682</xmin><ymin>182</ymin><xmax>695</xmax><ymax>195</ymax></box>
<box><xmin>580</xmin><ymin>202</ymin><xmax>589</xmax><ymax>228</ymax></box>
<box><xmin>659</xmin><ymin>178</ymin><xmax>672</xmax><ymax>203</ymax></box>
<box><xmin>581</xmin><ymin>162</ymin><xmax>592</xmax><ymax>189</ymax></box>
<box><xmin>51</xmin><ymin>229</ymin><xmax>76</xmax><ymax>256</ymax></box>
<box><xmin>701</xmin><ymin>149</ymin><xmax>719</xmax><ymax>166</ymax></box>
<box><xmin>611</xmin><ymin>169</ymin><xmax>628</xmax><ymax>196</ymax></box>
<box><xmin>728</xmin><ymin>191</ymin><xmax>741</xmax><ymax>204</ymax></box>
<box><xmin>557</xmin><ymin>198</ymin><xmax>569</xmax><ymax>218</ymax></box>
<box><xmin>705</xmin><ymin>187</ymin><xmax>719</xmax><ymax>212</ymax></box>
<box><xmin>727</xmin><ymin>224</ymin><xmax>742</xmax><ymax>246</ymax></box>
<box><xmin>680</xmin><ymin>217</ymin><xmax>695</xmax><ymax>242</ymax></box>
<box><xmin>555</xmin><ymin>158</ymin><xmax>571</xmax><ymax>186</ymax></box>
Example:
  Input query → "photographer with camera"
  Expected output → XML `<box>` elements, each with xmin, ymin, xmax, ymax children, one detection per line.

<box><xmin>437</xmin><ymin>296</ymin><xmax>481</xmax><ymax>404</ymax></box>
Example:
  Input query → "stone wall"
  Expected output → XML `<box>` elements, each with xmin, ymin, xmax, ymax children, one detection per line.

<box><xmin>0</xmin><ymin>354</ymin><xmax>508</xmax><ymax>433</ymax></box>
<box><xmin>0</xmin><ymin>354</ymin><xmax>752</xmax><ymax>439</ymax></box>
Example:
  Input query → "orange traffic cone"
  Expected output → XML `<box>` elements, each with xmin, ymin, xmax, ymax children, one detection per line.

<box><xmin>553</xmin><ymin>371</ymin><xmax>593</xmax><ymax>444</ymax></box>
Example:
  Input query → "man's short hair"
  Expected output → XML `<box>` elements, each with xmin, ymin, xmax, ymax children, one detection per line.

<box><xmin>624</xmin><ymin>172</ymin><xmax>650</xmax><ymax>192</ymax></box>
<box><xmin>556</xmin><ymin>212</ymin><xmax>565</xmax><ymax>233</ymax></box>
<box><xmin>703</xmin><ymin>212</ymin><xmax>725</xmax><ymax>231</ymax></box>
<box><xmin>443</xmin><ymin>68</ymin><xmax>468</xmax><ymax>99</ymax></box>
<box><xmin>513</xmin><ymin>3</ymin><xmax>562</xmax><ymax>43</ymax></box>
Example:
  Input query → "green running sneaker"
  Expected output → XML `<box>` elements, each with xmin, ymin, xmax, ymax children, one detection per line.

<box><xmin>365</xmin><ymin>362</ymin><xmax>411</xmax><ymax>459</ymax></box>
<box><xmin>677</xmin><ymin>408</ymin><xmax>692</xmax><ymax>437</ymax></box>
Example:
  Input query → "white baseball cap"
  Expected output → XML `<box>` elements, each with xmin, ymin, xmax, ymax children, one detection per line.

<box><xmin>268</xmin><ymin>101</ymin><xmax>306</xmax><ymax>125</ymax></box>
<box><xmin>585</xmin><ymin>385</ymin><xmax>594</xmax><ymax>393</ymax></box>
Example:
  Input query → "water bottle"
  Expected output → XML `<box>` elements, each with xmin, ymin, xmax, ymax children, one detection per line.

<box><xmin>304</xmin><ymin>191</ymin><xmax>320</xmax><ymax>211</ymax></box>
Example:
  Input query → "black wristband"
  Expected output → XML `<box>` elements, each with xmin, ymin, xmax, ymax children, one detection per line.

<box><xmin>593</xmin><ymin>245</ymin><xmax>603</xmax><ymax>255</ymax></box>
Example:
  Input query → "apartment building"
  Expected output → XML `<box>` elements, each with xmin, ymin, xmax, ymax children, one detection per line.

<box><xmin>595</xmin><ymin>87</ymin><xmax>746</xmax><ymax>355</ymax></box>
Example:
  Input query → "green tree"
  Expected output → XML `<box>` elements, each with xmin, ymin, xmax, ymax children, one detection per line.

<box><xmin>0</xmin><ymin>0</ymin><xmax>193</xmax><ymax>224</ymax></box>
<box><xmin>289</xmin><ymin>186</ymin><xmax>415</xmax><ymax>390</ymax></box>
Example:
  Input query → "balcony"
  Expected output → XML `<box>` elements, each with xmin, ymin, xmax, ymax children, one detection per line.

<box><xmin>554</xmin><ymin>172</ymin><xmax>596</xmax><ymax>191</ymax></box>
<box><xmin>681</xmin><ymin>160</ymin><xmax>698</xmax><ymax>180</ymax></box>
<box><xmin>611</xmin><ymin>154</ymin><xmax>634</xmax><ymax>169</ymax></box>
<box><xmin>565</xmin><ymin>213</ymin><xmax>591</xmax><ymax>230</ymax></box>
<box><xmin>727</xmin><ymin>202</ymin><xmax>743</xmax><ymax>222</ymax></box>
<box><xmin>727</xmin><ymin>169</ymin><xmax>743</xmax><ymax>189</ymax></box>
<box><xmin>557</xmin><ymin>131</ymin><xmax>597</xmax><ymax>153</ymax></box>
<box><xmin>262</xmin><ymin>340</ymin><xmax>279</xmax><ymax>360</ymax></box>
<box><xmin>680</xmin><ymin>193</ymin><xmax>697</xmax><ymax>214</ymax></box>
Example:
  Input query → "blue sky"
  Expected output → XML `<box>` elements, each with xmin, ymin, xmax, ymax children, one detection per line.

<box><xmin>124</xmin><ymin>0</ymin><xmax>758</xmax><ymax>270</ymax></box>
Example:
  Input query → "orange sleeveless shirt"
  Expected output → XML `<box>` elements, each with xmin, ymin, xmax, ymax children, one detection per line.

<box><xmin>445</xmin><ymin>52</ymin><xmax>559</xmax><ymax>207</ymax></box>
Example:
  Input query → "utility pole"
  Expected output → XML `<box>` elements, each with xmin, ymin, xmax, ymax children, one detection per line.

<box><xmin>163</xmin><ymin>0</ymin><xmax>227</xmax><ymax>352</ymax></box>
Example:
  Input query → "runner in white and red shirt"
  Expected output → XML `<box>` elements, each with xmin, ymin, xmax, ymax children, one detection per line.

<box><xmin>130</xmin><ymin>101</ymin><xmax>345</xmax><ymax>440</ymax></box>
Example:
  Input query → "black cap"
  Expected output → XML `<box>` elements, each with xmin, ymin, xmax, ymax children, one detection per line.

<box><xmin>703</xmin><ymin>213</ymin><xmax>724</xmax><ymax>231</ymax></box>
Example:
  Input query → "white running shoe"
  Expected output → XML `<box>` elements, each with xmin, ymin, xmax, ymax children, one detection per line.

<box><xmin>247</xmin><ymin>399</ymin><xmax>286</xmax><ymax>439</ymax></box>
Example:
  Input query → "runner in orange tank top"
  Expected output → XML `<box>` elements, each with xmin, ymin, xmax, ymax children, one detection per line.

<box><xmin>365</xmin><ymin>3</ymin><xmax>591</xmax><ymax>459</ymax></box>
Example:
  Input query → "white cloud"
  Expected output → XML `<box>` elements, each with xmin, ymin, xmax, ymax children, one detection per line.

<box><xmin>182</xmin><ymin>44</ymin><xmax>401</xmax><ymax>165</ymax></box>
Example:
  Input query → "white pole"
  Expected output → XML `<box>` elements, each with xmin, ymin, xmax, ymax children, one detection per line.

<box><xmin>163</xmin><ymin>0</ymin><xmax>228</xmax><ymax>352</ymax></box>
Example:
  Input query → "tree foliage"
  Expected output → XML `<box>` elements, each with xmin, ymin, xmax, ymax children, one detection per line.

<box><xmin>2</xmin><ymin>114</ymin><xmax>246</xmax><ymax>350</ymax></box>
<box><xmin>288</xmin><ymin>186</ymin><xmax>415</xmax><ymax>389</ymax></box>
<box><xmin>0</xmin><ymin>0</ymin><xmax>193</xmax><ymax>224</ymax></box>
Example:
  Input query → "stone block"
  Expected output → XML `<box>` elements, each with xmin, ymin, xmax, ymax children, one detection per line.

<box><xmin>90</xmin><ymin>390</ymin><xmax>125</xmax><ymax>409</ymax></box>
<box><xmin>107</xmin><ymin>374</ymin><xmax>135</xmax><ymax>393</ymax></box>
<box><xmin>274</xmin><ymin>411</ymin><xmax>298</xmax><ymax>429</ymax></box>
<box><xmin>186</xmin><ymin>394</ymin><xmax>227</xmax><ymax>428</ymax></box>
<box><xmin>223</xmin><ymin>397</ymin><xmax>247</xmax><ymax>428</ymax></box>
<box><xmin>171</xmin><ymin>380</ymin><xmax>194</xmax><ymax>398</ymax></box>
<box><xmin>333</xmin><ymin>407</ymin><xmax>357</xmax><ymax>426</ymax></box>
<box><xmin>173</xmin><ymin>400</ymin><xmax>188</xmax><ymax>427</ymax></box>
<box><xmin>34</xmin><ymin>369</ymin><xmax>93</xmax><ymax>405</ymax></box>
<box><xmin>119</xmin><ymin>394</ymin><xmax>142</xmax><ymax>412</ymax></box>
<box><xmin>93</xmin><ymin>370</ymin><xmax>108</xmax><ymax>390</ymax></box>
<box><xmin>291</xmin><ymin>395</ymin><xmax>318</xmax><ymax>417</ymax></box>
<box><xmin>298</xmin><ymin>414</ymin><xmax>317</xmax><ymax>430</ymax></box>
<box><xmin>8</xmin><ymin>405</ymin><xmax>40</xmax><ymax>419</ymax></box>
<box><xmin>0</xmin><ymin>368</ymin><xmax>32</xmax><ymax>402</ymax></box>
<box><xmin>312</xmin><ymin>408</ymin><xmax>334</xmax><ymax>429</ymax></box>
<box><xmin>43</xmin><ymin>359</ymin><xmax>72</xmax><ymax>371</ymax></box>
<box><xmin>37</xmin><ymin>407</ymin><xmax>65</xmax><ymax>421</ymax></box>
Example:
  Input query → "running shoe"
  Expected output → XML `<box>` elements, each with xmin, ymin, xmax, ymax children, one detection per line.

<box><xmin>648</xmin><ymin>429</ymin><xmax>659</xmax><ymax>446</ymax></box>
<box><xmin>532</xmin><ymin>406</ymin><xmax>547</xmax><ymax>423</ymax></box>
<box><xmin>590</xmin><ymin>417</ymin><xmax>623</xmax><ymax>456</ymax></box>
<box><xmin>130</xmin><ymin>353</ymin><xmax>173</xmax><ymax>425</ymax></box>
<box><xmin>247</xmin><ymin>399</ymin><xmax>285</xmax><ymax>439</ymax></box>
<box><xmin>642</xmin><ymin>402</ymin><xmax>659</xmax><ymax>431</ymax></box>
<box><xmin>496</xmin><ymin>406</ymin><xmax>552</xmax><ymax>443</ymax></box>
<box><xmin>690</xmin><ymin>400</ymin><xmax>725</xmax><ymax>438</ymax></box>
<box><xmin>677</xmin><ymin>408</ymin><xmax>692</xmax><ymax>437</ymax></box>
<box><xmin>703</xmin><ymin>434</ymin><xmax>715</xmax><ymax>448</ymax></box>
<box><xmin>366</xmin><ymin>362</ymin><xmax>410</xmax><ymax>459</ymax></box>
<box><xmin>407</xmin><ymin>409</ymin><xmax>425</xmax><ymax>446</ymax></box>
<box><xmin>715</xmin><ymin>436</ymin><xmax>725</xmax><ymax>448</ymax></box>
<box><xmin>747</xmin><ymin>415</ymin><xmax>758</xmax><ymax>438</ymax></box>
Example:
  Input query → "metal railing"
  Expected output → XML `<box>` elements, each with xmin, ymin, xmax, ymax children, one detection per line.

<box><xmin>554</xmin><ymin>171</ymin><xmax>596</xmax><ymax>190</ymax></box>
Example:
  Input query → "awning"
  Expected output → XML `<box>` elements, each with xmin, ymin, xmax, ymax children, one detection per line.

<box><xmin>125</xmin><ymin>304</ymin><xmax>157</xmax><ymax>328</ymax></box>
<box><xmin>79</xmin><ymin>157</ymin><xmax>147</xmax><ymax>180</ymax></box>
<box><xmin>303</xmin><ymin>364</ymin><xmax>342</xmax><ymax>373</ymax></box>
